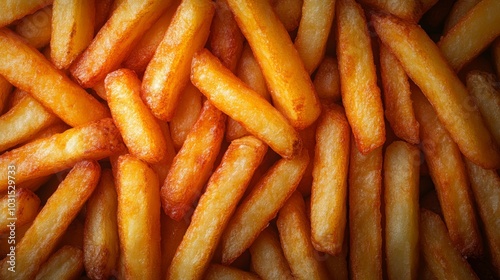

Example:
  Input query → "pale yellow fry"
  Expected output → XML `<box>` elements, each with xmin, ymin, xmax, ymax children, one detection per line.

<box><xmin>35</xmin><ymin>246</ymin><xmax>84</xmax><ymax>280</ymax></box>
<box><xmin>167</xmin><ymin>136</ymin><xmax>267</xmax><ymax>280</ymax></box>
<box><xmin>0</xmin><ymin>0</ymin><xmax>51</xmax><ymax>27</ymax></box>
<box><xmin>14</xmin><ymin>6</ymin><xmax>52</xmax><ymax>49</ymax></box>
<box><xmin>0</xmin><ymin>188</ymin><xmax>40</xmax><ymax>234</ymax></box>
<box><xmin>443</xmin><ymin>0</ymin><xmax>481</xmax><ymax>33</ymax></box>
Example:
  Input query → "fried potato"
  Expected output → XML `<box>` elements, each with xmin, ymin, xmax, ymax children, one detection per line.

<box><xmin>141</xmin><ymin>0</ymin><xmax>214</xmax><ymax>121</ymax></box>
<box><xmin>358</xmin><ymin>0</ymin><xmax>424</xmax><ymax>22</ymax></box>
<box><xmin>384</xmin><ymin>141</ymin><xmax>420</xmax><ymax>280</ymax></box>
<box><xmin>151</xmin><ymin>120</ymin><xmax>177</xmax><ymax>184</ymax></box>
<box><xmin>0</xmin><ymin>28</ymin><xmax>110</xmax><ymax>127</ymax></box>
<box><xmin>35</xmin><ymin>245</ymin><xmax>84</xmax><ymax>280</ymax></box>
<box><xmin>160</xmin><ymin>213</ymin><xmax>189</xmax><ymax>279</ymax></box>
<box><xmin>0</xmin><ymin>118</ymin><xmax>125</xmax><ymax>191</ymax></box>
<box><xmin>221</xmin><ymin>149</ymin><xmax>309</xmax><ymax>264</ymax></box>
<box><xmin>443</xmin><ymin>0</ymin><xmax>481</xmax><ymax>33</ymax></box>
<box><xmin>115</xmin><ymin>154</ymin><xmax>161</xmax><ymax>280</ymax></box>
<box><xmin>336</xmin><ymin>0</ymin><xmax>385</xmax><ymax>154</ymax></box>
<box><xmin>324</xmin><ymin>237</ymin><xmax>349</xmax><ymax>280</ymax></box>
<box><xmin>0</xmin><ymin>160</ymin><xmax>100</xmax><ymax>280</ymax></box>
<box><xmin>83</xmin><ymin>169</ymin><xmax>119</xmax><ymax>280</ymax></box>
<box><xmin>271</xmin><ymin>0</ymin><xmax>303</xmax><ymax>32</ymax></box>
<box><xmin>0</xmin><ymin>0</ymin><xmax>51</xmax><ymax>27</ymax></box>
<box><xmin>167</xmin><ymin>136</ymin><xmax>267</xmax><ymax>280</ymax></box>
<box><xmin>205</xmin><ymin>263</ymin><xmax>261</xmax><ymax>280</ymax></box>
<box><xmin>94</xmin><ymin>0</ymin><xmax>114</xmax><ymax>33</ymax></box>
<box><xmin>313</xmin><ymin>56</ymin><xmax>341</xmax><ymax>103</ymax></box>
<box><xmin>70</xmin><ymin>0</ymin><xmax>173</xmax><ymax>88</ymax></box>
<box><xmin>371</xmin><ymin>11</ymin><xmax>500</xmax><ymax>169</ymax></box>
<box><xmin>0</xmin><ymin>75</ymin><xmax>12</xmax><ymax>114</ymax></box>
<box><xmin>191</xmin><ymin>49</ymin><xmax>301</xmax><ymax>159</ymax></box>
<box><xmin>227</xmin><ymin>0</ymin><xmax>320</xmax><ymax>129</ymax></box>
<box><xmin>0</xmin><ymin>188</ymin><xmax>40</xmax><ymax>233</ymax></box>
<box><xmin>14</xmin><ymin>6</ymin><xmax>52</xmax><ymax>49</ymax></box>
<box><xmin>277</xmin><ymin>192</ymin><xmax>330</xmax><ymax>280</ymax></box>
<box><xmin>161</xmin><ymin>101</ymin><xmax>226</xmax><ymax>220</ymax></box>
<box><xmin>413</xmin><ymin>87</ymin><xmax>483</xmax><ymax>257</ymax></box>
<box><xmin>311</xmin><ymin>104</ymin><xmax>350</xmax><ymax>255</ymax></box>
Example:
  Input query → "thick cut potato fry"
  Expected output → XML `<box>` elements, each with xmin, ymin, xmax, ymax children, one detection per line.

<box><xmin>0</xmin><ymin>160</ymin><xmax>100</xmax><ymax>280</ymax></box>
<box><xmin>141</xmin><ymin>0</ymin><xmax>214</xmax><ymax>121</ymax></box>
<box><xmin>83</xmin><ymin>169</ymin><xmax>119</xmax><ymax>280</ymax></box>
<box><xmin>443</xmin><ymin>0</ymin><xmax>481</xmax><ymax>33</ymax></box>
<box><xmin>160</xmin><ymin>213</ymin><xmax>189</xmax><ymax>279</ymax></box>
<box><xmin>161</xmin><ymin>101</ymin><xmax>226</xmax><ymax>221</ymax></box>
<box><xmin>50</xmin><ymin>0</ymin><xmax>94</xmax><ymax>69</ymax></box>
<box><xmin>35</xmin><ymin>245</ymin><xmax>84</xmax><ymax>280</ymax></box>
<box><xmin>371</xmin><ymin>12</ymin><xmax>500</xmax><ymax>169</ymax></box>
<box><xmin>106</xmin><ymin>68</ymin><xmax>168</xmax><ymax>163</ymax></box>
<box><xmin>349</xmin><ymin>143</ymin><xmax>383</xmax><ymax>279</ymax></box>
<box><xmin>0</xmin><ymin>188</ymin><xmax>40</xmax><ymax>233</ymax></box>
<box><xmin>167</xmin><ymin>136</ymin><xmax>267</xmax><ymax>280</ymax></box>
<box><xmin>438</xmin><ymin>0</ymin><xmax>500</xmax><ymax>71</ymax></box>
<box><xmin>227</xmin><ymin>0</ymin><xmax>320</xmax><ymax>129</ymax></box>
<box><xmin>384</xmin><ymin>141</ymin><xmax>420</xmax><ymax>280</ymax></box>
<box><xmin>0</xmin><ymin>118</ymin><xmax>125</xmax><ymax>191</ymax></box>
<box><xmin>205</xmin><ymin>264</ymin><xmax>261</xmax><ymax>280</ymax></box>
<box><xmin>379</xmin><ymin>44</ymin><xmax>419</xmax><ymax>144</ymax></box>
<box><xmin>169</xmin><ymin>83</ymin><xmax>203</xmax><ymax>150</ymax></box>
<box><xmin>294</xmin><ymin>0</ymin><xmax>335</xmax><ymax>74</ymax></box>
<box><xmin>313</xmin><ymin>56</ymin><xmax>341</xmax><ymax>103</ymax></box>
<box><xmin>191</xmin><ymin>49</ymin><xmax>301</xmax><ymax>159</ymax></box>
<box><xmin>336</xmin><ymin>0</ymin><xmax>385</xmax><ymax>154</ymax></box>
<box><xmin>115</xmin><ymin>155</ymin><xmax>161</xmax><ymax>280</ymax></box>
<box><xmin>420</xmin><ymin>209</ymin><xmax>479</xmax><ymax>280</ymax></box>
<box><xmin>14</xmin><ymin>6</ymin><xmax>52</xmax><ymax>49</ymax></box>
<box><xmin>151</xmin><ymin>121</ymin><xmax>177</xmax><ymax>184</ymax></box>
<box><xmin>0</xmin><ymin>0</ymin><xmax>51</xmax><ymax>27</ymax></box>
<box><xmin>221</xmin><ymin>149</ymin><xmax>309</xmax><ymax>264</ymax></box>
<box><xmin>311</xmin><ymin>104</ymin><xmax>350</xmax><ymax>255</ymax></box>
<box><xmin>358</xmin><ymin>0</ymin><xmax>424</xmax><ymax>22</ymax></box>
<box><xmin>0</xmin><ymin>76</ymin><xmax>12</xmax><ymax>114</ymax></box>
<box><xmin>277</xmin><ymin>192</ymin><xmax>330</xmax><ymax>280</ymax></box>
<box><xmin>0</xmin><ymin>28</ymin><xmax>110</xmax><ymax>127</ymax></box>
<box><xmin>70</xmin><ymin>0</ymin><xmax>173</xmax><ymax>88</ymax></box>
<box><xmin>324</xmin><ymin>238</ymin><xmax>349</xmax><ymax>280</ymax></box>
<box><xmin>413</xmin><ymin>88</ymin><xmax>483</xmax><ymax>257</ymax></box>
<box><xmin>272</xmin><ymin>0</ymin><xmax>303</xmax><ymax>32</ymax></box>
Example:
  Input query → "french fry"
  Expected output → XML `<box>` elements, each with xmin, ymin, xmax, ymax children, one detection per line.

<box><xmin>35</xmin><ymin>245</ymin><xmax>84</xmax><ymax>280</ymax></box>
<box><xmin>443</xmin><ymin>0</ymin><xmax>481</xmax><ymax>33</ymax></box>
<box><xmin>418</xmin><ymin>0</ymin><xmax>440</xmax><ymax>19</ymax></box>
<box><xmin>221</xmin><ymin>149</ymin><xmax>309</xmax><ymax>264</ymax></box>
<box><xmin>413</xmin><ymin>87</ymin><xmax>483</xmax><ymax>257</ymax></box>
<box><xmin>324</xmin><ymin>237</ymin><xmax>349</xmax><ymax>280</ymax></box>
<box><xmin>94</xmin><ymin>0</ymin><xmax>114</xmax><ymax>33</ymax></box>
<box><xmin>105</xmin><ymin>68</ymin><xmax>168</xmax><ymax>163</ymax></box>
<box><xmin>0</xmin><ymin>28</ymin><xmax>110</xmax><ymax>127</ymax></box>
<box><xmin>50</xmin><ymin>0</ymin><xmax>94</xmax><ymax>69</ymax></box>
<box><xmin>379</xmin><ymin>44</ymin><xmax>420</xmax><ymax>145</ymax></box>
<box><xmin>311</xmin><ymin>104</ymin><xmax>350</xmax><ymax>255</ymax></box>
<box><xmin>371</xmin><ymin>11</ymin><xmax>500</xmax><ymax>169</ymax></box>
<box><xmin>277</xmin><ymin>191</ymin><xmax>330</xmax><ymax>280</ymax></box>
<box><xmin>358</xmin><ymin>0</ymin><xmax>424</xmax><ymax>22</ymax></box>
<box><xmin>0</xmin><ymin>221</ymin><xmax>31</xmax><ymax>259</ymax></box>
<box><xmin>22</xmin><ymin>121</ymin><xmax>69</xmax><ymax>146</ymax></box>
<box><xmin>0</xmin><ymin>160</ymin><xmax>100</xmax><ymax>280</ymax></box>
<box><xmin>14</xmin><ymin>6</ymin><xmax>52</xmax><ymax>49</ymax></box>
<box><xmin>70</xmin><ymin>0</ymin><xmax>174</xmax><ymax>88</ymax></box>
<box><xmin>226</xmin><ymin>0</ymin><xmax>321</xmax><ymax>129</ymax></box>
<box><xmin>56</xmin><ymin>216</ymin><xmax>84</xmax><ymax>251</ymax></box>
<box><xmin>336</xmin><ymin>0</ymin><xmax>385</xmax><ymax>154</ymax></box>
<box><xmin>0</xmin><ymin>76</ymin><xmax>12</xmax><ymax>114</ymax></box>
<box><xmin>420</xmin><ymin>209</ymin><xmax>479</xmax><ymax>280</ymax></box>
<box><xmin>0</xmin><ymin>188</ymin><xmax>40</xmax><ymax>233</ymax></box>
<box><xmin>0</xmin><ymin>0</ymin><xmax>51</xmax><ymax>27</ymax></box>
<box><xmin>349</xmin><ymin>142</ymin><xmax>383</xmax><ymax>279</ymax></box>
<box><xmin>204</xmin><ymin>263</ymin><xmax>261</xmax><ymax>280</ymax></box>
<box><xmin>167</xmin><ymin>136</ymin><xmax>267</xmax><ymax>280</ymax></box>
<box><xmin>438</xmin><ymin>0</ymin><xmax>500</xmax><ymax>71</ymax></box>
<box><xmin>161</xmin><ymin>101</ymin><xmax>226</xmax><ymax>220</ymax></box>
<box><xmin>384</xmin><ymin>141</ymin><xmax>420</xmax><ymax>280</ymax></box>
<box><xmin>271</xmin><ymin>0</ymin><xmax>303</xmax><ymax>32</ymax></box>
<box><xmin>249</xmin><ymin>227</ymin><xmax>294</xmax><ymax>280</ymax></box>
<box><xmin>160</xmin><ymin>213</ymin><xmax>189</xmax><ymax>279</ymax></box>
<box><xmin>151</xmin><ymin>120</ymin><xmax>177</xmax><ymax>184</ymax></box>
<box><xmin>83</xmin><ymin>169</ymin><xmax>119</xmax><ymax>280</ymax></box>
<box><xmin>191</xmin><ymin>49</ymin><xmax>301</xmax><ymax>159</ymax></box>
<box><xmin>0</xmin><ymin>118</ymin><xmax>125</xmax><ymax>191</ymax></box>
<box><xmin>141</xmin><ymin>0</ymin><xmax>214</xmax><ymax>121</ymax></box>
<box><xmin>294</xmin><ymin>0</ymin><xmax>335</xmax><ymax>74</ymax></box>
<box><xmin>313</xmin><ymin>56</ymin><xmax>341</xmax><ymax>103</ymax></box>
<box><xmin>115</xmin><ymin>154</ymin><xmax>161</xmax><ymax>280</ymax></box>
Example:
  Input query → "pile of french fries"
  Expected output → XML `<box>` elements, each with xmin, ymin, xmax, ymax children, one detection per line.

<box><xmin>0</xmin><ymin>0</ymin><xmax>499</xmax><ymax>279</ymax></box>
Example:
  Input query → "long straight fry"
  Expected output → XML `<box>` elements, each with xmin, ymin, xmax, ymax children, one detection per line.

<box><xmin>35</xmin><ymin>246</ymin><xmax>84</xmax><ymax>280</ymax></box>
<box><xmin>0</xmin><ymin>0</ymin><xmax>51</xmax><ymax>27</ymax></box>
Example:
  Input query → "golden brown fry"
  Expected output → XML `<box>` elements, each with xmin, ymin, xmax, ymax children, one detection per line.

<box><xmin>0</xmin><ymin>28</ymin><xmax>110</xmax><ymax>127</ymax></box>
<box><xmin>94</xmin><ymin>0</ymin><xmax>114</xmax><ymax>33</ymax></box>
<box><xmin>115</xmin><ymin>155</ymin><xmax>161</xmax><ymax>280</ymax></box>
<box><xmin>205</xmin><ymin>263</ymin><xmax>261</xmax><ymax>280</ymax></box>
<box><xmin>151</xmin><ymin>120</ymin><xmax>177</xmax><ymax>184</ymax></box>
<box><xmin>35</xmin><ymin>245</ymin><xmax>84</xmax><ymax>280</ymax></box>
<box><xmin>191</xmin><ymin>49</ymin><xmax>301</xmax><ymax>159</ymax></box>
<box><xmin>358</xmin><ymin>0</ymin><xmax>423</xmax><ymax>22</ymax></box>
<box><xmin>14</xmin><ymin>6</ymin><xmax>52</xmax><ymax>49</ymax></box>
<box><xmin>167</xmin><ymin>136</ymin><xmax>267</xmax><ymax>280</ymax></box>
<box><xmin>169</xmin><ymin>83</ymin><xmax>203</xmax><ymax>150</ymax></box>
<box><xmin>106</xmin><ymin>68</ymin><xmax>168</xmax><ymax>163</ymax></box>
<box><xmin>336</xmin><ymin>0</ymin><xmax>385</xmax><ymax>154</ymax></box>
<box><xmin>141</xmin><ymin>0</ymin><xmax>214</xmax><ymax>121</ymax></box>
<box><xmin>438</xmin><ymin>0</ymin><xmax>500</xmax><ymax>71</ymax></box>
<box><xmin>227</xmin><ymin>0</ymin><xmax>320</xmax><ymax>129</ymax></box>
<box><xmin>161</xmin><ymin>101</ymin><xmax>225</xmax><ymax>220</ymax></box>
<box><xmin>0</xmin><ymin>75</ymin><xmax>12</xmax><ymax>114</ymax></box>
<box><xmin>349</xmin><ymin>142</ymin><xmax>383</xmax><ymax>279</ymax></box>
<box><xmin>221</xmin><ymin>149</ymin><xmax>309</xmax><ymax>264</ymax></box>
<box><xmin>70</xmin><ymin>0</ymin><xmax>173</xmax><ymax>88</ymax></box>
<box><xmin>384</xmin><ymin>141</ymin><xmax>420</xmax><ymax>280</ymax></box>
<box><xmin>379</xmin><ymin>44</ymin><xmax>419</xmax><ymax>144</ymax></box>
<box><xmin>324</xmin><ymin>238</ymin><xmax>349</xmax><ymax>280</ymax></box>
<box><xmin>0</xmin><ymin>0</ymin><xmax>51</xmax><ymax>27</ymax></box>
<box><xmin>372</xmin><ymin>11</ymin><xmax>500</xmax><ymax>169</ymax></box>
<box><xmin>83</xmin><ymin>169</ymin><xmax>119</xmax><ymax>280</ymax></box>
<box><xmin>413</xmin><ymin>88</ymin><xmax>483</xmax><ymax>257</ymax></box>
<box><xmin>272</xmin><ymin>0</ymin><xmax>303</xmax><ymax>32</ymax></box>
<box><xmin>420</xmin><ymin>209</ymin><xmax>479</xmax><ymax>280</ymax></box>
<box><xmin>443</xmin><ymin>0</ymin><xmax>481</xmax><ymax>33</ymax></box>
<box><xmin>0</xmin><ymin>160</ymin><xmax>100</xmax><ymax>280</ymax></box>
<box><xmin>160</xmin><ymin>213</ymin><xmax>189</xmax><ymax>279</ymax></box>
<box><xmin>0</xmin><ymin>118</ymin><xmax>125</xmax><ymax>191</ymax></box>
<box><xmin>311</xmin><ymin>104</ymin><xmax>350</xmax><ymax>255</ymax></box>
<box><xmin>23</xmin><ymin>121</ymin><xmax>69</xmax><ymax>145</ymax></box>
<box><xmin>313</xmin><ymin>56</ymin><xmax>341</xmax><ymax>103</ymax></box>
<box><xmin>0</xmin><ymin>188</ymin><xmax>40</xmax><ymax>233</ymax></box>
<box><xmin>277</xmin><ymin>192</ymin><xmax>330</xmax><ymax>280</ymax></box>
